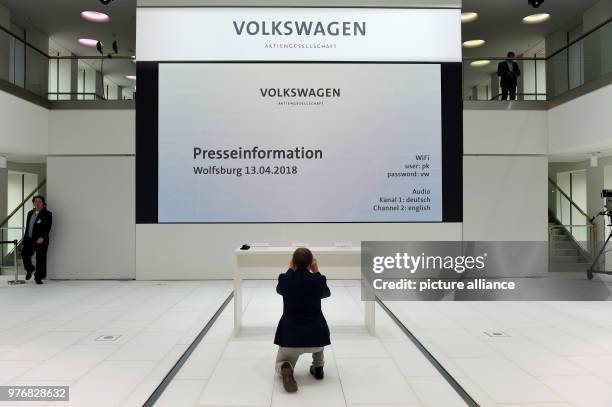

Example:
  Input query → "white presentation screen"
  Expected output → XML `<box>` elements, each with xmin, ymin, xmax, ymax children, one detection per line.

<box><xmin>158</xmin><ymin>63</ymin><xmax>442</xmax><ymax>222</ymax></box>
<box><xmin>158</xmin><ymin>63</ymin><xmax>443</xmax><ymax>223</ymax></box>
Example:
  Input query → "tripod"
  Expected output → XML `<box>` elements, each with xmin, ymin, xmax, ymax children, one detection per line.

<box><xmin>587</xmin><ymin>212</ymin><xmax>612</xmax><ymax>280</ymax></box>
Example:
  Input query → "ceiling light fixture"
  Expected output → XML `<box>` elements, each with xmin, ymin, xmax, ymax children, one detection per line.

<box><xmin>470</xmin><ymin>60</ymin><xmax>491</xmax><ymax>67</ymax></box>
<box><xmin>81</xmin><ymin>11</ymin><xmax>110</xmax><ymax>23</ymax></box>
<box><xmin>126</xmin><ymin>75</ymin><xmax>136</xmax><ymax>80</ymax></box>
<box><xmin>463</xmin><ymin>39</ymin><xmax>486</xmax><ymax>48</ymax></box>
<box><xmin>461</xmin><ymin>12</ymin><xmax>478</xmax><ymax>23</ymax></box>
<box><xmin>78</xmin><ymin>38</ymin><xmax>99</xmax><ymax>47</ymax></box>
<box><xmin>523</xmin><ymin>13</ymin><xmax>551</xmax><ymax>24</ymax></box>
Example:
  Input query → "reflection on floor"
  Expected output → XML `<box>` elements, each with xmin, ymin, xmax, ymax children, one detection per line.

<box><xmin>0</xmin><ymin>277</ymin><xmax>232</xmax><ymax>407</ymax></box>
<box><xmin>163</xmin><ymin>280</ymin><xmax>463</xmax><ymax>407</ymax></box>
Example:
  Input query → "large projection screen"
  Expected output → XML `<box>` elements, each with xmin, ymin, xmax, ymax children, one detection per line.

<box><xmin>158</xmin><ymin>63</ymin><xmax>444</xmax><ymax>223</ymax></box>
<box><xmin>135</xmin><ymin>7</ymin><xmax>463</xmax><ymax>224</ymax></box>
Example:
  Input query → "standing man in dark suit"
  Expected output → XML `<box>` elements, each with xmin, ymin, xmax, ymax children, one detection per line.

<box><xmin>497</xmin><ymin>51</ymin><xmax>521</xmax><ymax>100</ymax></box>
<box><xmin>274</xmin><ymin>247</ymin><xmax>331</xmax><ymax>393</ymax></box>
<box><xmin>22</xmin><ymin>195</ymin><xmax>52</xmax><ymax>285</ymax></box>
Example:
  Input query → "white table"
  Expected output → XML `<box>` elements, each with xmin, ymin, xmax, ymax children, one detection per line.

<box><xmin>234</xmin><ymin>246</ymin><xmax>375</xmax><ymax>336</ymax></box>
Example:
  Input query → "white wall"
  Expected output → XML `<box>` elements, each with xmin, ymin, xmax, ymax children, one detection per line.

<box><xmin>47</xmin><ymin>156</ymin><xmax>135</xmax><ymax>279</ymax></box>
<box><xmin>464</xmin><ymin>108</ymin><xmax>548</xmax><ymax>154</ymax></box>
<box><xmin>548</xmin><ymin>82</ymin><xmax>612</xmax><ymax>155</ymax></box>
<box><xmin>48</xmin><ymin>110</ymin><xmax>135</xmax><ymax>155</ymax></box>
<box><xmin>0</xmin><ymin>90</ymin><xmax>48</xmax><ymax>156</ymax></box>
<box><xmin>45</xmin><ymin>106</ymin><xmax>135</xmax><ymax>278</ymax></box>
<box><xmin>463</xmin><ymin>156</ymin><xmax>548</xmax><ymax>242</ymax></box>
<box><xmin>463</xmin><ymin>107</ymin><xmax>549</xmax><ymax>276</ymax></box>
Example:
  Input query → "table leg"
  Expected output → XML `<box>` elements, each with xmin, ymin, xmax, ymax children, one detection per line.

<box><xmin>365</xmin><ymin>300</ymin><xmax>375</xmax><ymax>335</ymax></box>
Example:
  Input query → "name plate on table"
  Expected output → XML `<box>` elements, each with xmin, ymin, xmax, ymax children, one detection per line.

<box><xmin>250</xmin><ymin>242</ymin><xmax>270</xmax><ymax>248</ymax></box>
<box><xmin>334</xmin><ymin>242</ymin><xmax>353</xmax><ymax>248</ymax></box>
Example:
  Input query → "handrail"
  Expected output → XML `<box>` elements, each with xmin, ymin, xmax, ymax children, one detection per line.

<box><xmin>490</xmin><ymin>93</ymin><xmax>547</xmax><ymax>100</ymax></box>
<box><xmin>463</xmin><ymin>57</ymin><xmax>547</xmax><ymax>61</ymax></box>
<box><xmin>548</xmin><ymin>17</ymin><xmax>612</xmax><ymax>59</ymax></box>
<box><xmin>0</xmin><ymin>179</ymin><xmax>47</xmax><ymax>229</ymax></box>
<box><xmin>0</xmin><ymin>24</ymin><xmax>133</xmax><ymax>60</ymax></box>
<box><xmin>0</xmin><ymin>24</ymin><xmax>48</xmax><ymax>59</ymax></box>
<box><xmin>548</xmin><ymin>177</ymin><xmax>592</xmax><ymax>223</ymax></box>
<box><xmin>465</xmin><ymin>18</ymin><xmax>612</xmax><ymax>62</ymax></box>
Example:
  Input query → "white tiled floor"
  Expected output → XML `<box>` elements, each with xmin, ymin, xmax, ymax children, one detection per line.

<box><xmin>176</xmin><ymin>280</ymin><xmax>464</xmax><ymax>407</ymax></box>
<box><xmin>385</xmin><ymin>295</ymin><xmax>612</xmax><ymax>407</ymax></box>
<box><xmin>4</xmin><ymin>275</ymin><xmax>612</xmax><ymax>407</ymax></box>
<box><xmin>0</xmin><ymin>277</ymin><xmax>232</xmax><ymax>407</ymax></box>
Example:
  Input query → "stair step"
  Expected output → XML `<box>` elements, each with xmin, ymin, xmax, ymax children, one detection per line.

<box><xmin>550</xmin><ymin>255</ymin><xmax>584</xmax><ymax>263</ymax></box>
<box><xmin>550</xmin><ymin>262</ymin><xmax>592</xmax><ymax>272</ymax></box>
<box><xmin>551</xmin><ymin>235</ymin><xmax>571</xmax><ymax>241</ymax></box>
<box><xmin>552</xmin><ymin>249</ymin><xmax>580</xmax><ymax>256</ymax></box>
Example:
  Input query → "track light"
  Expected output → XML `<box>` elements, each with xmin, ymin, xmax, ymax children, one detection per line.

<box><xmin>96</xmin><ymin>40</ymin><xmax>119</xmax><ymax>58</ymax></box>
<box><xmin>528</xmin><ymin>0</ymin><xmax>544</xmax><ymax>8</ymax></box>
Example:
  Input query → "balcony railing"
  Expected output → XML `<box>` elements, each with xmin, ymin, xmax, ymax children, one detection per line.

<box><xmin>464</xmin><ymin>17</ymin><xmax>612</xmax><ymax>102</ymax></box>
<box><xmin>0</xmin><ymin>25</ymin><xmax>135</xmax><ymax>101</ymax></box>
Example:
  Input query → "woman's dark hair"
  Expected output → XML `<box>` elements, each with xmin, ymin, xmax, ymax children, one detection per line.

<box><xmin>292</xmin><ymin>247</ymin><xmax>313</xmax><ymax>269</ymax></box>
<box><xmin>32</xmin><ymin>195</ymin><xmax>46</xmax><ymax>207</ymax></box>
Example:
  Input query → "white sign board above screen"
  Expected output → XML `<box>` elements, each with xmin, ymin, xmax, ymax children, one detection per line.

<box><xmin>136</xmin><ymin>7</ymin><xmax>461</xmax><ymax>62</ymax></box>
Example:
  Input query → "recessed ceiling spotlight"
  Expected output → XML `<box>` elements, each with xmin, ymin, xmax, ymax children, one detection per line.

<box><xmin>523</xmin><ymin>13</ymin><xmax>551</xmax><ymax>24</ymax></box>
<box><xmin>461</xmin><ymin>12</ymin><xmax>479</xmax><ymax>23</ymax></box>
<box><xmin>470</xmin><ymin>60</ymin><xmax>491</xmax><ymax>67</ymax></box>
<box><xmin>78</xmin><ymin>38</ymin><xmax>99</xmax><ymax>47</ymax></box>
<box><xmin>81</xmin><ymin>11</ymin><xmax>109</xmax><ymax>23</ymax></box>
<box><xmin>126</xmin><ymin>75</ymin><xmax>137</xmax><ymax>80</ymax></box>
<box><xmin>463</xmin><ymin>39</ymin><xmax>486</xmax><ymax>48</ymax></box>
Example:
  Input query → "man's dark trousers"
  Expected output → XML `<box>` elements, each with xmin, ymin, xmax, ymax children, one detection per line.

<box><xmin>501</xmin><ymin>86</ymin><xmax>517</xmax><ymax>101</ymax></box>
<box><xmin>21</xmin><ymin>237</ymin><xmax>48</xmax><ymax>279</ymax></box>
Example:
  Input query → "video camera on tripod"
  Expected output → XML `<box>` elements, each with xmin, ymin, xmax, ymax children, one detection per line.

<box><xmin>601</xmin><ymin>189</ymin><xmax>612</xmax><ymax>214</ymax></box>
<box><xmin>587</xmin><ymin>190</ymin><xmax>612</xmax><ymax>279</ymax></box>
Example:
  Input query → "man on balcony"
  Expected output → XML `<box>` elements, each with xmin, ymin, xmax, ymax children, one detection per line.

<box><xmin>497</xmin><ymin>51</ymin><xmax>521</xmax><ymax>101</ymax></box>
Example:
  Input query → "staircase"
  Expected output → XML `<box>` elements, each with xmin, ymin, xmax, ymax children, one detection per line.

<box><xmin>0</xmin><ymin>179</ymin><xmax>46</xmax><ymax>274</ymax></box>
<box><xmin>548</xmin><ymin>178</ymin><xmax>595</xmax><ymax>272</ymax></box>
<box><xmin>548</xmin><ymin>213</ymin><xmax>591</xmax><ymax>272</ymax></box>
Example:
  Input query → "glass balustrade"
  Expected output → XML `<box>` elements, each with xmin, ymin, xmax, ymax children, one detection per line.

<box><xmin>0</xmin><ymin>25</ymin><xmax>135</xmax><ymax>101</ymax></box>
<box><xmin>463</xmin><ymin>57</ymin><xmax>547</xmax><ymax>101</ymax></box>
<box><xmin>463</xmin><ymin>18</ymin><xmax>612</xmax><ymax>101</ymax></box>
